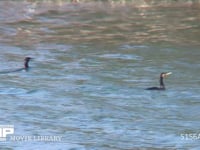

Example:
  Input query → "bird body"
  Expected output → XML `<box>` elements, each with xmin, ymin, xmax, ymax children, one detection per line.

<box><xmin>146</xmin><ymin>87</ymin><xmax>165</xmax><ymax>90</ymax></box>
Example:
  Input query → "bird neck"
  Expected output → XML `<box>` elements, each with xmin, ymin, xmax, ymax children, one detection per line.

<box><xmin>24</xmin><ymin>60</ymin><xmax>29</xmax><ymax>69</ymax></box>
<box><xmin>160</xmin><ymin>76</ymin><xmax>165</xmax><ymax>89</ymax></box>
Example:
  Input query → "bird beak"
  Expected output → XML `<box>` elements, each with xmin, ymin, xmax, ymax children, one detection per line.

<box><xmin>165</xmin><ymin>72</ymin><xmax>172</xmax><ymax>76</ymax></box>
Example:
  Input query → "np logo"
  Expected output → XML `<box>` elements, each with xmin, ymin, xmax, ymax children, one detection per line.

<box><xmin>0</xmin><ymin>125</ymin><xmax>14</xmax><ymax>141</ymax></box>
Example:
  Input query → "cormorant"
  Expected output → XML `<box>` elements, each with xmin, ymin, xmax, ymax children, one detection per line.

<box><xmin>145</xmin><ymin>72</ymin><xmax>172</xmax><ymax>90</ymax></box>
<box><xmin>0</xmin><ymin>57</ymin><xmax>32</xmax><ymax>74</ymax></box>
<box><xmin>24</xmin><ymin>57</ymin><xmax>32</xmax><ymax>70</ymax></box>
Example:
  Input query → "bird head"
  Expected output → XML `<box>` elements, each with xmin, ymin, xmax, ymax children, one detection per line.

<box><xmin>160</xmin><ymin>72</ymin><xmax>172</xmax><ymax>78</ymax></box>
<box><xmin>24</xmin><ymin>57</ymin><xmax>32</xmax><ymax>62</ymax></box>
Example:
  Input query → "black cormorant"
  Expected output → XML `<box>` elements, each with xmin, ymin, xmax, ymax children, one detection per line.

<box><xmin>0</xmin><ymin>57</ymin><xmax>32</xmax><ymax>74</ymax></box>
<box><xmin>24</xmin><ymin>57</ymin><xmax>32</xmax><ymax>70</ymax></box>
<box><xmin>146</xmin><ymin>72</ymin><xmax>172</xmax><ymax>90</ymax></box>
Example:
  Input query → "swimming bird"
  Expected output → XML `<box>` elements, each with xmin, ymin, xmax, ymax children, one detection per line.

<box><xmin>145</xmin><ymin>72</ymin><xmax>172</xmax><ymax>90</ymax></box>
<box><xmin>0</xmin><ymin>57</ymin><xmax>33</xmax><ymax>74</ymax></box>
<box><xmin>24</xmin><ymin>57</ymin><xmax>32</xmax><ymax>70</ymax></box>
